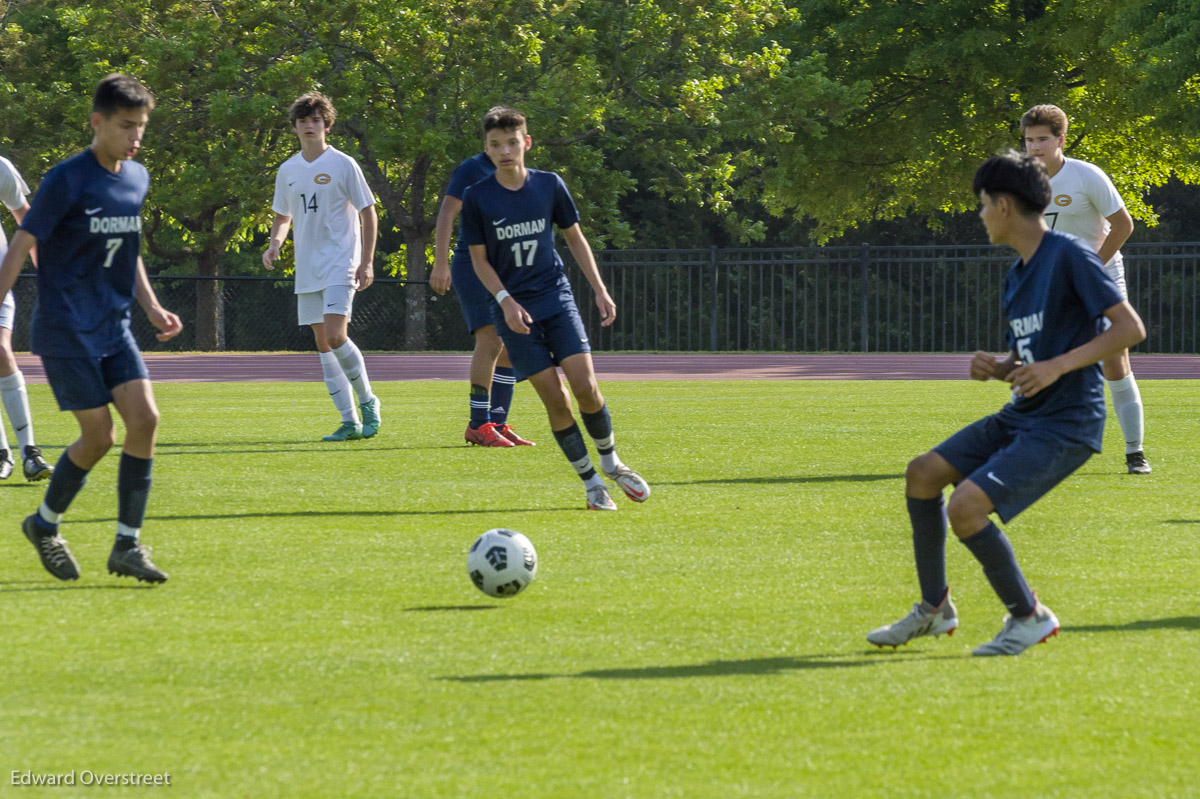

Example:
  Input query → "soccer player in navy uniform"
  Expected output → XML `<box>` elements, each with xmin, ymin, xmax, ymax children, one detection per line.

<box><xmin>0</xmin><ymin>153</ymin><xmax>54</xmax><ymax>481</ymax></box>
<box><xmin>867</xmin><ymin>151</ymin><xmax>1145</xmax><ymax>655</ymax></box>
<box><xmin>0</xmin><ymin>74</ymin><xmax>182</xmax><ymax>583</ymax></box>
<box><xmin>431</xmin><ymin>107</ymin><xmax>535</xmax><ymax>448</ymax></box>
<box><xmin>459</xmin><ymin>107</ymin><xmax>649</xmax><ymax>510</ymax></box>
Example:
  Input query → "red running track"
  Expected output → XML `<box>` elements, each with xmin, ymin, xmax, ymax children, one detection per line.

<box><xmin>13</xmin><ymin>352</ymin><xmax>1200</xmax><ymax>382</ymax></box>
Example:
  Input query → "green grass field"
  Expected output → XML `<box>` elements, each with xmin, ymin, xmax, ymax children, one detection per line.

<box><xmin>2</xmin><ymin>377</ymin><xmax>1198</xmax><ymax>798</ymax></box>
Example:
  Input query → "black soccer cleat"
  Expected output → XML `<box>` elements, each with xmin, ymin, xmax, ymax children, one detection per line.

<box><xmin>108</xmin><ymin>542</ymin><xmax>169</xmax><ymax>584</ymax></box>
<box><xmin>22</xmin><ymin>445</ymin><xmax>54</xmax><ymax>482</ymax></box>
<box><xmin>1126</xmin><ymin>451</ymin><xmax>1151</xmax><ymax>475</ymax></box>
<box><xmin>23</xmin><ymin>514</ymin><xmax>81</xmax><ymax>581</ymax></box>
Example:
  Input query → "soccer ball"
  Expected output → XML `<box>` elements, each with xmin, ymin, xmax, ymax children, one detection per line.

<box><xmin>467</xmin><ymin>528</ymin><xmax>538</xmax><ymax>598</ymax></box>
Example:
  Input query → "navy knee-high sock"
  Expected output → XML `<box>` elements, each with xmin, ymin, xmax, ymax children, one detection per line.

<box><xmin>116</xmin><ymin>453</ymin><xmax>153</xmax><ymax>544</ymax></box>
<box><xmin>908</xmin><ymin>495</ymin><xmax>948</xmax><ymax>607</ymax></box>
<box><xmin>579</xmin><ymin>405</ymin><xmax>614</xmax><ymax>456</ymax></box>
<box><xmin>469</xmin><ymin>384</ymin><xmax>490</xmax><ymax>429</ymax></box>
<box><xmin>490</xmin><ymin>366</ymin><xmax>516</xmax><ymax>426</ymax></box>
<box><xmin>960</xmin><ymin>522</ymin><xmax>1036</xmax><ymax>618</ymax></box>
<box><xmin>37</xmin><ymin>450</ymin><xmax>91</xmax><ymax>530</ymax></box>
<box><xmin>551</xmin><ymin>423</ymin><xmax>596</xmax><ymax>482</ymax></box>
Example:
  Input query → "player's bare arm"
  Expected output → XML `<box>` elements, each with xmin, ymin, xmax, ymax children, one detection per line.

<box><xmin>470</xmin><ymin>243</ymin><xmax>532</xmax><ymax>334</ymax></box>
<box><xmin>1007</xmin><ymin>301</ymin><xmax>1145</xmax><ymax>399</ymax></box>
<box><xmin>0</xmin><ymin>228</ymin><xmax>36</xmax><ymax>298</ymax></box>
<box><xmin>262</xmin><ymin>213</ymin><xmax>292</xmax><ymax>270</ymax></box>
<box><xmin>134</xmin><ymin>256</ymin><xmax>183</xmax><ymax>342</ymax></box>
<box><xmin>970</xmin><ymin>350</ymin><xmax>1019</xmax><ymax>382</ymax></box>
<box><xmin>1096</xmin><ymin>207</ymin><xmax>1134</xmax><ymax>266</ymax></box>
<box><xmin>355</xmin><ymin>204</ymin><xmax>378</xmax><ymax>291</ymax></box>
<box><xmin>10</xmin><ymin>203</ymin><xmax>37</xmax><ymax>267</ymax></box>
<box><xmin>430</xmin><ymin>195</ymin><xmax>462</xmax><ymax>295</ymax></box>
<box><xmin>561</xmin><ymin>223</ymin><xmax>615</xmax><ymax>327</ymax></box>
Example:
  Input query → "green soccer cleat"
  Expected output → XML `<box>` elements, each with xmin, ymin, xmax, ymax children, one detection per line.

<box><xmin>360</xmin><ymin>397</ymin><xmax>382</xmax><ymax>438</ymax></box>
<box><xmin>322</xmin><ymin>420</ymin><xmax>363</xmax><ymax>442</ymax></box>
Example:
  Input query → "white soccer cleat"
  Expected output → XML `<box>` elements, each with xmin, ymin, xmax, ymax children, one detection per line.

<box><xmin>972</xmin><ymin>602</ymin><xmax>1059</xmax><ymax>656</ymax></box>
<box><xmin>603</xmin><ymin>464</ymin><xmax>650</xmax><ymax>503</ymax></box>
<box><xmin>586</xmin><ymin>484</ymin><xmax>618</xmax><ymax>511</ymax></box>
<box><xmin>867</xmin><ymin>593</ymin><xmax>958</xmax><ymax>649</ymax></box>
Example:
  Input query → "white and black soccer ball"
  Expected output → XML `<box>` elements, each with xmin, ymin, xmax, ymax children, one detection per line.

<box><xmin>467</xmin><ymin>528</ymin><xmax>538</xmax><ymax>598</ymax></box>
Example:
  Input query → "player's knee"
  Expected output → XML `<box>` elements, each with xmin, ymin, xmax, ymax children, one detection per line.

<box><xmin>124</xmin><ymin>406</ymin><xmax>161</xmax><ymax>441</ymax></box>
<box><xmin>325</xmin><ymin>331</ymin><xmax>348</xmax><ymax>350</ymax></box>
<box><xmin>80</xmin><ymin>426</ymin><xmax>117</xmax><ymax>459</ymax></box>
<box><xmin>905</xmin><ymin>453</ymin><xmax>946</xmax><ymax>495</ymax></box>
<box><xmin>946</xmin><ymin>488</ymin><xmax>991</xmax><ymax>539</ymax></box>
<box><xmin>474</xmin><ymin>332</ymin><xmax>503</xmax><ymax>358</ymax></box>
<box><xmin>1102</xmin><ymin>352</ymin><xmax>1131</xmax><ymax>380</ymax></box>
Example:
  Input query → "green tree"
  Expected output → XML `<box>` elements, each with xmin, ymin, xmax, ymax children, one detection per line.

<box><xmin>764</xmin><ymin>0</ymin><xmax>1200</xmax><ymax>240</ymax></box>
<box><xmin>1</xmin><ymin>0</ymin><xmax>294</xmax><ymax>350</ymax></box>
<box><xmin>255</xmin><ymin>0</ymin><xmax>842</xmax><ymax>347</ymax></box>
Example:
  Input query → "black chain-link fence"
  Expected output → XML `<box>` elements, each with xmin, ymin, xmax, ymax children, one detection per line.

<box><xmin>9</xmin><ymin>242</ymin><xmax>1200</xmax><ymax>353</ymax></box>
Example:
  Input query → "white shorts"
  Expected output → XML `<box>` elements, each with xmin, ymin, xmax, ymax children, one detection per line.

<box><xmin>297</xmin><ymin>285</ymin><xmax>355</xmax><ymax>326</ymax></box>
<box><xmin>0</xmin><ymin>290</ymin><xmax>14</xmax><ymax>331</ymax></box>
<box><xmin>1104</xmin><ymin>257</ymin><xmax>1127</xmax><ymax>301</ymax></box>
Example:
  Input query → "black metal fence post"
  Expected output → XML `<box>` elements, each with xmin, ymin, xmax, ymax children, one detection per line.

<box><xmin>860</xmin><ymin>242</ymin><xmax>870</xmax><ymax>352</ymax></box>
<box><xmin>710</xmin><ymin>245</ymin><xmax>719</xmax><ymax>351</ymax></box>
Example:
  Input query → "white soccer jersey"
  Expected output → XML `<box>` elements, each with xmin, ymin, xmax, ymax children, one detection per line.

<box><xmin>0</xmin><ymin>155</ymin><xmax>31</xmax><ymax>257</ymax></box>
<box><xmin>1045</xmin><ymin>157</ymin><xmax>1126</xmax><ymax>268</ymax></box>
<box><xmin>272</xmin><ymin>147</ymin><xmax>376</xmax><ymax>293</ymax></box>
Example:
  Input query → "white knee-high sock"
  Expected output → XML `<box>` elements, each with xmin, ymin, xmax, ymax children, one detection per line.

<box><xmin>1108</xmin><ymin>375</ymin><xmax>1145</xmax><ymax>453</ymax></box>
<box><xmin>320</xmin><ymin>351</ymin><xmax>358</xmax><ymax>423</ymax></box>
<box><xmin>332</xmin><ymin>339</ymin><xmax>373</xmax><ymax>405</ymax></box>
<box><xmin>0</xmin><ymin>371</ymin><xmax>33</xmax><ymax>452</ymax></box>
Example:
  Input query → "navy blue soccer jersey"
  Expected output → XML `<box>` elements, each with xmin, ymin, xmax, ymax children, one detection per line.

<box><xmin>460</xmin><ymin>169</ymin><xmax>580</xmax><ymax>321</ymax></box>
<box><xmin>996</xmin><ymin>230</ymin><xmax>1125</xmax><ymax>450</ymax></box>
<box><xmin>20</xmin><ymin>149</ymin><xmax>149</xmax><ymax>357</ymax></box>
<box><xmin>446</xmin><ymin>153</ymin><xmax>495</xmax><ymax>266</ymax></box>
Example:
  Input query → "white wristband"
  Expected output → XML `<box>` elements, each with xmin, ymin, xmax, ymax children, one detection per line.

<box><xmin>494</xmin><ymin>289</ymin><xmax>511</xmax><ymax>303</ymax></box>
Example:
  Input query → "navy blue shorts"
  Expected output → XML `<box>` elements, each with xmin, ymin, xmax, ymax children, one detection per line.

<box><xmin>41</xmin><ymin>344</ymin><xmax>150</xmax><ymax>411</ymax></box>
<box><xmin>451</xmin><ymin>257</ymin><xmax>495</xmax><ymax>334</ymax></box>
<box><xmin>935</xmin><ymin>414</ymin><xmax>1095</xmax><ymax>523</ymax></box>
<box><xmin>496</xmin><ymin>304</ymin><xmax>591</xmax><ymax>380</ymax></box>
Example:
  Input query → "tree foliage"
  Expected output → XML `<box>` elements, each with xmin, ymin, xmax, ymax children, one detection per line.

<box><xmin>2</xmin><ymin>0</ymin><xmax>1199</xmax><ymax>347</ymax></box>
<box><xmin>759</xmin><ymin>0</ymin><xmax>1200</xmax><ymax>240</ymax></box>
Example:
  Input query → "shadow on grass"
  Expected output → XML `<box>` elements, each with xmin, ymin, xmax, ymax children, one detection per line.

<box><xmin>442</xmin><ymin>651</ymin><xmax>960</xmax><ymax>682</ymax></box>
<box><xmin>0</xmin><ymin>583</ymin><xmax>157</xmax><ymax>592</ymax></box>
<box><xmin>1063</xmin><ymin>616</ymin><xmax>1200</xmax><ymax>633</ymax></box>
<box><xmin>1164</xmin><ymin>519</ymin><xmax>1200</xmax><ymax>525</ymax></box>
<box><xmin>154</xmin><ymin>445</ymin><xmax>447</xmax><ymax>456</ymax></box>
<box><xmin>654</xmin><ymin>473</ymin><xmax>904</xmax><ymax>487</ymax></box>
<box><xmin>66</xmin><ymin>507</ymin><xmax>579</xmax><ymax>523</ymax></box>
<box><xmin>404</xmin><ymin>605</ymin><xmax>500</xmax><ymax>613</ymax></box>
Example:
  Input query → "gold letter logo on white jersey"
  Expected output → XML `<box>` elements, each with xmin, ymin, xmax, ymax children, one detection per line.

<box><xmin>314</xmin><ymin>173</ymin><xmax>332</xmax><ymax>185</ymax></box>
<box><xmin>1054</xmin><ymin>194</ymin><xmax>1071</xmax><ymax>207</ymax></box>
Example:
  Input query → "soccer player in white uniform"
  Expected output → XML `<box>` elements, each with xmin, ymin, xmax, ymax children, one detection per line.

<box><xmin>263</xmin><ymin>91</ymin><xmax>382</xmax><ymax>442</ymax></box>
<box><xmin>0</xmin><ymin>154</ymin><xmax>53</xmax><ymax>482</ymax></box>
<box><xmin>1021</xmin><ymin>104</ymin><xmax>1149</xmax><ymax>474</ymax></box>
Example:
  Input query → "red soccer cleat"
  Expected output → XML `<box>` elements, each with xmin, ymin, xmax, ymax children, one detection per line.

<box><xmin>464</xmin><ymin>422</ymin><xmax>515</xmax><ymax>447</ymax></box>
<box><xmin>496</xmin><ymin>423</ymin><xmax>535</xmax><ymax>446</ymax></box>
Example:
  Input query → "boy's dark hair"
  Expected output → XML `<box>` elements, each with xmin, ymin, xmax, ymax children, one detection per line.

<box><xmin>1020</xmin><ymin>104</ymin><xmax>1069</xmax><ymax>139</ymax></box>
<box><xmin>972</xmin><ymin>150</ymin><xmax>1051</xmax><ymax>215</ymax></box>
<box><xmin>482</xmin><ymin>106</ymin><xmax>527</xmax><ymax>135</ymax></box>
<box><xmin>289</xmin><ymin>91</ymin><xmax>337</xmax><ymax>128</ymax></box>
<box><xmin>93</xmin><ymin>74</ymin><xmax>155</xmax><ymax>116</ymax></box>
